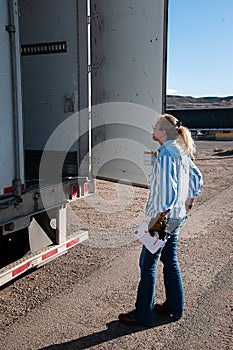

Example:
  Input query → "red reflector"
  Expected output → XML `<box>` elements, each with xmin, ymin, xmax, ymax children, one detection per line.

<box><xmin>4</xmin><ymin>184</ymin><xmax>25</xmax><ymax>194</ymax></box>
<box><xmin>4</xmin><ymin>186</ymin><xmax>13</xmax><ymax>194</ymax></box>
<box><xmin>72</xmin><ymin>186</ymin><xmax>77</xmax><ymax>197</ymax></box>
<box><xmin>42</xmin><ymin>248</ymin><xmax>58</xmax><ymax>261</ymax></box>
<box><xmin>66</xmin><ymin>238</ymin><xmax>80</xmax><ymax>248</ymax></box>
<box><xmin>12</xmin><ymin>262</ymin><xmax>30</xmax><ymax>277</ymax></box>
<box><xmin>84</xmin><ymin>183</ymin><xmax>88</xmax><ymax>193</ymax></box>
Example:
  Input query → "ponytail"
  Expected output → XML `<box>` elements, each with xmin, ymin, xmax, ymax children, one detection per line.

<box><xmin>177</xmin><ymin>125</ymin><xmax>196</xmax><ymax>160</ymax></box>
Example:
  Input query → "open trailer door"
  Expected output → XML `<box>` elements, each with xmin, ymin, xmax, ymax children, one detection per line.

<box><xmin>91</xmin><ymin>0</ymin><xmax>168</xmax><ymax>187</ymax></box>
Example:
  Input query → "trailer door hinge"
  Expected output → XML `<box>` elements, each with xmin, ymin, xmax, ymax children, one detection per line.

<box><xmin>88</xmin><ymin>65</ymin><xmax>92</xmax><ymax>73</ymax></box>
<box><xmin>87</xmin><ymin>16</ymin><xmax>91</xmax><ymax>25</ymax></box>
<box><xmin>5</xmin><ymin>25</ymin><xmax>16</xmax><ymax>33</ymax></box>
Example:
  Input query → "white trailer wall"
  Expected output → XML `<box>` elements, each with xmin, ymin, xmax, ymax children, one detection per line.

<box><xmin>0</xmin><ymin>0</ymin><xmax>24</xmax><ymax>195</ymax></box>
<box><xmin>91</xmin><ymin>0</ymin><xmax>168</xmax><ymax>187</ymax></box>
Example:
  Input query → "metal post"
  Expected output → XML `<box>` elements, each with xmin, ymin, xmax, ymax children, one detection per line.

<box><xmin>6</xmin><ymin>0</ymin><xmax>22</xmax><ymax>197</ymax></box>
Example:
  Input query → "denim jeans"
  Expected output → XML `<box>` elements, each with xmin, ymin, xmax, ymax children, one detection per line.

<box><xmin>130</xmin><ymin>216</ymin><xmax>186</xmax><ymax>327</ymax></box>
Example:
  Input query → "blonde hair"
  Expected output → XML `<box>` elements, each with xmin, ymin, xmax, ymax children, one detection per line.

<box><xmin>158</xmin><ymin>113</ymin><xmax>196</xmax><ymax>159</ymax></box>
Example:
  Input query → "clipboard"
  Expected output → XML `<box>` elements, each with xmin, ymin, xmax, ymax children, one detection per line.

<box><xmin>135</xmin><ymin>221</ymin><xmax>167</xmax><ymax>254</ymax></box>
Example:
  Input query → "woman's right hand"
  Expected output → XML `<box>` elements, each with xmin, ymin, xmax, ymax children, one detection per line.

<box><xmin>185</xmin><ymin>198</ymin><xmax>195</xmax><ymax>211</ymax></box>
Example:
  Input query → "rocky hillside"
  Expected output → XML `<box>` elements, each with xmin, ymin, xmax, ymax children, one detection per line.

<box><xmin>166</xmin><ymin>95</ymin><xmax>233</xmax><ymax>109</ymax></box>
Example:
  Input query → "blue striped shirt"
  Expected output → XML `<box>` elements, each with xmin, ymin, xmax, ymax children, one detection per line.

<box><xmin>146</xmin><ymin>140</ymin><xmax>203</xmax><ymax>219</ymax></box>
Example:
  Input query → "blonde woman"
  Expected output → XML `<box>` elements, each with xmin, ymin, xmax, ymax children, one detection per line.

<box><xmin>119</xmin><ymin>114</ymin><xmax>203</xmax><ymax>327</ymax></box>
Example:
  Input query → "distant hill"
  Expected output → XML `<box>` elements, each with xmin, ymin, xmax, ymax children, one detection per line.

<box><xmin>166</xmin><ymin>95</ymin><xmax>233</xmax><ymax>109</ymax></box>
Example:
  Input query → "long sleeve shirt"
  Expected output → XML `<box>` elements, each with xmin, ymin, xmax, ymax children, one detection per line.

<box><xmin>146</xmin><ymin>140</ymin><xmax>203</xmax><ymax>219</ymax></box>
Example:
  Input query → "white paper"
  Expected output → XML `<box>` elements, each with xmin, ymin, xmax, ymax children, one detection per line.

<box><xmin>135</xmin><ymin>221</ymin><xmax>167</xmax><ymax>254</ymax></box>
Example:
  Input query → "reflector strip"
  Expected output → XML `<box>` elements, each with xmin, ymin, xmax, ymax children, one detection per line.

<box><xmin>0</xmin><ymin>230</ymin><xmax>89</xmax><ymax>287</ymax></box>
<box><xmin>84</xmin><ymin>183</ymin><xmax>89</xmax><ymax>194</ymax></box>
<box><xmin>3</xmin><ymin>184</ymin><xmax>25</xmax><ymax>194</ymax></box>
<box><xmin>42</xmin><ymin>249</ymin><xmax>58</xmax><ymax>261</ymax></box>
<box><xmin>72</xmin><ymin>186</ymin><xmax>78</xmax><ymax>197</ymax></box>
<box><xmin>66</xmin><ymin>238</ymin><xmax>80</xmax><ymax>248</ymax></box>
<box><xmin>12</xmin><ymin>262</ymin><xmax>30</xmax><ymax>277</ymax></box>
<box><xmin>4</xmin><ymin>186</ymin><xmax>14</xmax><ymax>194</ymax></box>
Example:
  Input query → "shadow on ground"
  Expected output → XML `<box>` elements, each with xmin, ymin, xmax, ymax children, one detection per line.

<box><xmin>39</xmin><ymin>315</ymin><xmax>175</xmax><ymax>350</ymax></box>
<box><xmin>212</xmin><ymin>149</ymin><xmax>233</xmax><ymax>157</ymax></box>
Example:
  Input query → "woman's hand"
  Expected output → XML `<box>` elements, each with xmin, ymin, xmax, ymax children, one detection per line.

<box><xmin>185</xmin><ymin>198</ymin><xmax>195</xmax><ymax>211</ymax></box>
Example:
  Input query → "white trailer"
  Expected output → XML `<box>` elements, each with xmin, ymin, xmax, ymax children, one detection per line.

<box><xmin>0</xmin><ymin>0</ymin><xmax>168</xmax><ymax>286</ymax></box>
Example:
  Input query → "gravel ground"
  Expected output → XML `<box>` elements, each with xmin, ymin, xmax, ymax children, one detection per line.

<box><xmin>0</xmin><ymin>140</ymin><xmax>233</xmax><ymax>332</ymax></box>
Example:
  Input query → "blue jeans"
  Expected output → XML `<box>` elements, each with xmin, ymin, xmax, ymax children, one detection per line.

<box><xmin>130</xmin><ymin>216</ymin><xmax>186</xmax><ymax>327</ymax></box>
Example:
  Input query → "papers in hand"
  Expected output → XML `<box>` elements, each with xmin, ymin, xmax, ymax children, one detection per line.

<box><xmin>135</xmin><ymin>222</ymin><xmax>167</xmax><ymax>254</ymax></box>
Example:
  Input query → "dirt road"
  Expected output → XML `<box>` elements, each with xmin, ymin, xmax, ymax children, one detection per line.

<box><xmin>0</xmin><ymin>141</ymin><xmax>233</xmax><ymax>349</ymax></box>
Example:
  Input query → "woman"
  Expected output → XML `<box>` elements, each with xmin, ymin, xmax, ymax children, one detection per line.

<box><xmin>118</xmin><ymin>114</ymin><xmax>203</xmax><ymax>327</ymax></box>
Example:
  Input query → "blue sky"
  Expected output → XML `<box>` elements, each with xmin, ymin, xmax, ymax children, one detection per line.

<box><xmin>167</xmin><ymin>0</ymin><xmax>233</xmax><ymax>97</ymax></box>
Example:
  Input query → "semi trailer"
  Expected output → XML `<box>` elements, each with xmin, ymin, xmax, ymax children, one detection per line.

<box><xmin>0</xmin><ymin>0</ymin><xmax>168</xmax><ymax>286</ymax></box>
